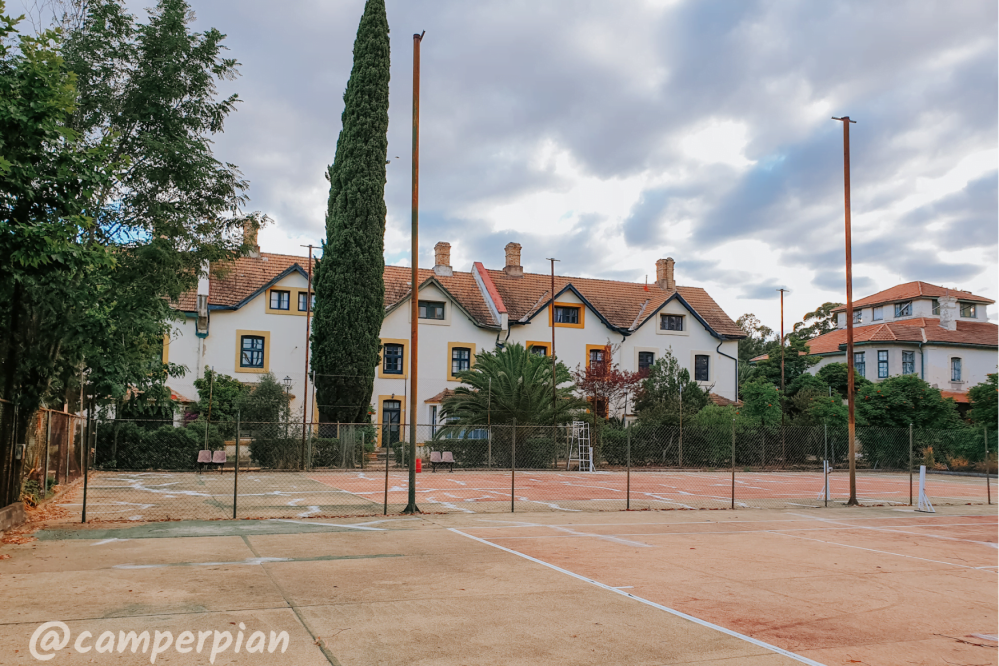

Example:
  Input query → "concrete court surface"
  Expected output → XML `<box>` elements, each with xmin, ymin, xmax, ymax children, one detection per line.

<box><xmin>0</xmin><ymin>506</ymin><xmax>995</xmax><ymax>665</ymax></box>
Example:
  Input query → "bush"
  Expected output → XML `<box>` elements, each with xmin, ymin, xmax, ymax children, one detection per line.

<box><xmin>250</xmin><ymin>437</ymin><xmax>301</xmax><ymax>469</ymax></box>
<box><xmin>94</xmin><ymin>421</ymin><xmax>205</xmax><ymax>470</ymax></box>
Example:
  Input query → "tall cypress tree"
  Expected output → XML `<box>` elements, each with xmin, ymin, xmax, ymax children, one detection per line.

<box><xmin>311</xmin><ymin>0</ymin><xmax>390</xmax><ymax>424</ymax></box>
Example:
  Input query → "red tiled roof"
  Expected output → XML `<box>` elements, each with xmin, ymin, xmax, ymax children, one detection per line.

<box><xmin>174</xmin><ymin>252</ymin><xmax>743</xmax><ymax>338</ymax></box>
<box><xmin>805</xmin><ymin>319</ymin><xmax>998</xmax><ymax>354</ymax></box>
<box><xmin>709</xmin><ymin>392</ymin><xmax>742</xmax><ymax>407</ymax></box>
<box><xmin>424</xmin><ymin>388</ymin><xmax>456</xmax><ymax>404</ymax></box>
<box><xmin>831</xmin><ymin>281</ymin><xmax>994</xmax><ymax>313</ymax></box>
<box><xmin>940</xmin><ymin>390</ymin><xmax>970</xmax><ymax>404</ymax></box>
<box><xmin>485</xmin><ymin>269</ymin><xmax>744</xmax><ymax>337</ymax></box>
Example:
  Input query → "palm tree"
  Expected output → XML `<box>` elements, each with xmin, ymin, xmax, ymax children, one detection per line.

<box><xmin>439</xmin><ymin>343</ymin><xmax>585</xmax><ymax>431</ymax></box>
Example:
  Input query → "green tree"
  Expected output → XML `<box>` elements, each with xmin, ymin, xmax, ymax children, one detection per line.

<box><xmin>855</xmin><ymin>374</ymin><xmax>963</xmax><ymax>429</ymax></box>
<box><xmin>967</xmin><ymin>373</ymin><xmax>998</xmax><ymax>430</ymax></box>
<box><xmin>751</xmin><ymin>335</ymin><xmax>819</xmax><ymax>389</ymax></box>
<box><xmin>192</xmin><ymin>368</ymin><xmax>248</xmax><ymax>425</ymax></box>
<box><xmin>815</xmin><ymin>362</ymin><xmax>872</xmax><ymax>397</ymax></box>
<box><xmin>735</xmin><ymin>313</ymin><xmax>774</xmax><ymax>366</ymax></box>
<box><xmin>238</xmin><ymin>373</ymin><xmax>291</xmax><ymax>425</ymax></box>
<box><xmin>739</xmin><ymin>377</ymin><xmax>782</xmax><ymax>427</ymax></box>
<box><xmin>311</xmin><ymin>0</ymin><xmax>390</xmax><ymax>424</ymax></box>
<box><xmin>633</xmin><ymin>349</ymin><xmax>711</xmax><ymax>426</ymax></box>
<box><xmin>439</xmin><ymin>344</ymin><xmax>584</xmax><ymax>429</ymax></box>
<box><xmin>792</xmin><ymin>302</ymin><xmax>842</xmax><ymax>340</ymax></box>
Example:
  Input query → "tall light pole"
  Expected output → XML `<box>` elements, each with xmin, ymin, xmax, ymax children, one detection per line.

<box><xmin>404</xmin><ymin>31</ymin><xmax>425</xmax><ymax>515</ymax></box>
<box><xmin>777</xmin><ymin>287</ymin><xmax>789</xmax><ymax>463</ymax></box>
<box><xmin>546</xmin><ymin>257</ymin><xmax>559</xmax><ymax>415</ymax></box>
<box><xmin>833</xmin><ymin>115</ymin><xmax>859</xmax><ymax>506</ymax></box>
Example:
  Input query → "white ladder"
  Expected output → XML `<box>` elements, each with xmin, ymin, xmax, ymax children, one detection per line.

<box><xmin>567</xmin><ymin>421</ymin><xmax>594</xmax><ymax>472</ymax></box>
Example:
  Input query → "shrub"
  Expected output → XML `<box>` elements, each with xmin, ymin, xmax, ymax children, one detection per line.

<box><xmin>94</xmin><ymin>421</ymin><xmax>205</xmax><ymax>470</ymax></box>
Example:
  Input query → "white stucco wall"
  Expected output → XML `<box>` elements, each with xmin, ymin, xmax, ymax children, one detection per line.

<box><xmin>807</xmin><ymin>343</ymin><xmax>997</xmax><ymax>391</ymax></box>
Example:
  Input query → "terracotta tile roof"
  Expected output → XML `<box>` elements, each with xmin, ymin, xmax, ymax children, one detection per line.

<box><xmin>174</xmin><ymin>252</ymin><xmax>743</xmax><ymax>337</ymax></box>
<box><xmin>939</xmin><ymin>390</ymin><xmax>970</xmax><ymax>404</ymax></box>
<box><xmin>709</xmin><ymin>392</ymin><xmax>742</xmax><ymax>407</ymax></box>
<box><xmin>831</xmin><ymin>281</ymin><xmax>994</xmax><ymax>313</ymax></box>
<box><xmin>485</xmin><ymin>269</ymin><xmax>744</xmax><ymax>338</ymax></box>
<box><xmin>804</xmin><ymin>319</ymin><xmax>998</xmax><ymax>354</ymax></box>
<box><xmin>424</xmin><ymin>388</ymin><xmax>456</xmax><ymax>404</ymax></box>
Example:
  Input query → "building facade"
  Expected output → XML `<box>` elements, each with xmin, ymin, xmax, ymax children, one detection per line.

<box><xmin>804</xmin><ymin>282</ymin><xmax>997</xmax><ymax>392</ymax></box>
<box><xmin>166</xmin><ymin>230</ymin><xmax>745</xmax><ymax>443</ymax></box>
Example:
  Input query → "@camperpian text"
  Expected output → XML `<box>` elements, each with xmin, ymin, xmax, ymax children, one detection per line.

<box><xmin>27</xmin><ymin>621</ymin><xmax>291</xmax><ymax>663</ymax></box>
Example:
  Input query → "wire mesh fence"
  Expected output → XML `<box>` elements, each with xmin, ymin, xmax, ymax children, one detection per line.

<box><xmin>70</xmin><ymin>419</ymin><xmax>997</xmax><ymax>522</ymax></box>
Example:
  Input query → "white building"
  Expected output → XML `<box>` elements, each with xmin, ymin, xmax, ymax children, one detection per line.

<box><xmin>804</xmin><ymin>281</ymin><xmax>997</xmax><ymax>396</ymax></box>
<box><xmin>166</xmin><ymin>230</ymin><xmax>746</xmax><ymax>446</ymax></box>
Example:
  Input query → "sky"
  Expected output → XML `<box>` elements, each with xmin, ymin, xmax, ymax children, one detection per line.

<box><xmin>25</xmin><ymin>0</ymin><xmax>999</xmax><ymax>333</ymax></box>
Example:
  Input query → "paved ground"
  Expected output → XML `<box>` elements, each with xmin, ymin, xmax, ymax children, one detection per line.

<box><xmin>1</xmin><ymin>505</ymin><xmax>996</xmax><ymax>665</ymax></box>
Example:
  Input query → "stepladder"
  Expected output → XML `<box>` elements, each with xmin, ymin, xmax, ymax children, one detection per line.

<box><xmin>567</xmin><ymin>421</ymin><xmax>594</xmax><ymax>472</ymax></box>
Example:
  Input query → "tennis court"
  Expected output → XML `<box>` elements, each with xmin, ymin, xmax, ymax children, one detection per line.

<box><xmin>60</xmin><ymin>467</ymin><xmax>996</xmax><ymax>522</ymax></box>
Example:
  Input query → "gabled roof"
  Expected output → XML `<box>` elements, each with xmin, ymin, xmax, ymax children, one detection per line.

<box><xmin>831</xmin><ymin>281</ymin><xmax>994</xmax><ymax>313</ymax></box>
<box><xmin>804</xmin><ymin>318</ymin><xmax>998</xmax><ymax>354</ymax></box>
<box><xmin>485</xmin><ymin>268</ymin><xmax>744</xmax><ymax>338</ymax></box>
<box><xmin>173</xmin><ymin>252</ymin><xmax>743</xmax><ymax>338</ymax></box>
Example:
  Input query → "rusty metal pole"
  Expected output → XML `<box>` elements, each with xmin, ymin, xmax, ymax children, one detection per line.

<box><xmin>301</xmin><ymin>244</ymin><xmax>314</xmax><ymax>468</ymax></box>
<box><xmin>547</xmin><ymin>258</ymin><xmax>559</xmax><ymax>410</ymax></box>
<box><xmin>778</xmin><ymin>287</ymin><xmax>787</xmax><ymax>464</ymax></box>
<box><xmin>834</xmin><ymin>115</ymin><xmax>859</xmax><ymax>506</ymax></box>
<box><xmin>404</xmin><ymin>32</ymin><xmax>424</xmax><ymax>514</ymax></box>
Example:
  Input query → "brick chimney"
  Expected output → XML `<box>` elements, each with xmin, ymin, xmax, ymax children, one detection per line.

<box><xmin>937</xmin><ymin>294</ymin><xmax>958</xmax><ymax>331</ymax></box>
<box><xmin>503</xmin><ymin>242</ymin><xmax>523</xmax><ymax>277</ymax></box>
<box><xmin>433</xmin><ymin>242</ymin><xmax>453</xmax><ymax>277</ymax></box>
<box><xmin>656</xmin><ymin>257</ymin><xmax>675</xmax><ymax>291</ymax></box>
<box><xmin>243</xmin><ymin>219</ymin><xmax>260</xmax><ymax>258</ymax></box>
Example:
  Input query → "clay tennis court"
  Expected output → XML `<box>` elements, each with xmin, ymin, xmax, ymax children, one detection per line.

<box><xmin>60</xmin><ymin>468</ymin><xmax>995</xmax><ymax>521</ymax></box>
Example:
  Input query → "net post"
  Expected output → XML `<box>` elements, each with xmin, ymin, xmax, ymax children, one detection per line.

<box><xmin>909</xmin><ymin>423</ymin><xmax>913</xmax><ymax>506</ymax></box>
<box><xmin>511</xmin><ymin>420</ymin><xmax>516</xmax><ymax>513</ymax></box>
<box><xmin>824</xmin><ymin>423</ymin><xmax>829</xmax><ymax>507</ymax></box>
<box><xmin>986</xmin><ymin>428</ymin><xmax>991</xmax><ymax>506</ymax></box>
<box><xmin>384</xmin><ymin>426</ymin><xmax>390</xmax><ymax>516</ymax></box>
<box><xmin>233</xmin><ymin>412</ymin><xmax>240</xmax><ymax>519</ymax></box>
<box><xmin>730</xmin><ymin>418</ymin><xmax>736</xmax><ymax>509</ymax></box>
<box><xmin>626</xmin><ymin>424</ymin><xmax>631</xmax><ymax>510</ymax></box>
<box><xmin>81</xmin><ymin>400</ymin><xmax>91</xmax><ymax>524</ymax></box>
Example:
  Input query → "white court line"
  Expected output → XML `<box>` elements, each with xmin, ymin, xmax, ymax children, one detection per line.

<box><xmin>269</xmin><ymin>519</ymin><xmax>386</xmax><ymax>531</ymax></box>
<box><xmin>771</xmin><ymin>531</ymin><xmax>997</xmax><ymax>573</ymax></box>
<box><xmin>462</xmin><ymin>514</ymin><xmax>997</xmax><ymax>529</ymax></box>
<box><xmin>449</xmin><ymin>528</ymin><xmax>826</xmax><ymax>666</ymax></box>
<box><xmin>788</xmin><ymin>512</ymin><xmax>998</xmax><ymax>549</ymax></box>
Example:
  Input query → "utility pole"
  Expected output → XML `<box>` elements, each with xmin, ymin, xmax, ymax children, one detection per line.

<box><xmin>833</xmin><ymin>115</ymin><xmax>859</xmax><ymax>506</ymax></box>
<box><xmin>546</xmin><ymin>258</ymin><xmax>560</xmax><ymax>413</ymax></box>
<box><xmin>300</xmin><ymin>244</ymin><xmax>315</xmax><ymax>467</ymax></box>
<box><xmin>404</xmin><ymin>31</ymin><xmax>425</xmax><ymax>515</ymax></box>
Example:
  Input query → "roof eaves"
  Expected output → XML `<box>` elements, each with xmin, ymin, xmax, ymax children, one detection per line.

<box><xmin>216</xmin><ymin>264</ymin><xmax>309</xmax><ymax>311</ymax></box>
<box><xmin>632</xmin><ymin>291</ymin><xmax>731</xmax><ymax>340</ymax></box>
<box><xmin>523</xmin><ymin>283</ymin><xmax>627</xmax><ymax>335</ymax></box>
<box><xmin>384</xmin><ymin>276</ymin><xmax>501</xmax><ymax>330</ymax></box>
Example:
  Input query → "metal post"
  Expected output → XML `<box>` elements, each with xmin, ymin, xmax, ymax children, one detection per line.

<box><xmin>678</xmin><ymin>385</ymin><xmax>683</xmax><ymax>468</ymax></box>
<box><xmin>487</xmin><ymin>378</ymin><xmax>492</xmax><ymax>468</ymax></box>
<box><xmin>233</xmin><ymin>412</ymin><xmax>240</xmax><ymax>519</ymax></box>
<box><xmin>825</xmin><ymin>423</ymin><xmax>829</xmax><ymax>507</ymax></box>
<box><xmin>909</xmin><ymin>423</ymin><xmax>914</xmax><ymax>506</ymax></box>
<box><xmin>778</xmin><ymin>287</ymin><xmax>787</xmax><ymax>464</ymax></box>
<box><xmin>81</xmin><ymin>399</ymin><xmax>92</xmax><ymax>523</ymax></box>
<box><xmin>833</xmin><ymin>115</ymin><xmax>859</xmax><ymax>506</ymax></box>
<box><xmin>731</xmin><ymin>418</ymin><xmax>736</xmax><ymax>509</ymax></box>
<box><xmin>204</xmin><ymin>366</ymin><xmax>215</xmax><ymax>452</ymax></box>
<box><xmin>404</xmin><ymin>31</ymin><xmax>424</xmax><ymax>515</ymax></box>
<box><xmin>986</xmin><ymin>428</ymin><xmax>991</xmax><ymax>505</ymax></box>
<box><xmin>511</xmin><ymin>419</ymin><xmax>516</xmax><ymax>513</ymax></box>
<box><xmin>301</xmin><ymin>244</ymin><xmax>314</xmax><ymax>466</ymax></box>
<box><xmin>64</xmin><ymin>412</ymin><xmax>70</xmax><ymax>484</ymax></box>
<box><xmin>384</xmin><ymin>425</ymin><xmax>390</xmax><ymax>515</ymax></box>
<box><xmin>547</xmin><ymin>257</ymin><xmax>559</xmax><ymax>413</ymax></box>
<box><xmin>626</xmin><ymin>425</ymin><xmax>631</xmax><ymax>510</ymax></box>
<box><xmin>43</xmin><ymin>411</ymin><xmax>51</xmax><ymax>500</ymax></box>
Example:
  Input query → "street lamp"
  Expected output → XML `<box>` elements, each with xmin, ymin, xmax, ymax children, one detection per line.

<box><xmin>282</xmin><ymin>376</ymin><xmax>292</xmax><ymax>398</ymax></box>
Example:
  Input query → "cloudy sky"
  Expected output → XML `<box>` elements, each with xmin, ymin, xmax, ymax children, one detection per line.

<box><xmin>38</xmin><ymin>0</ymin><xmax>999</xmax><ymax>332</ymax></box>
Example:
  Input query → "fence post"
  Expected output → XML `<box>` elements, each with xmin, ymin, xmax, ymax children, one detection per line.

<box><xmin>909</xmin><ymin>423</ymin><xmax>914</xmax><ymax>506</ymax></box>
<box><xmin>81</xmin><ymin>400</ymin><xmax>92</xmax><ymax>523</ymax></box>
<box><xmin>626</xmin><ymin>425</ymin><xmax>631</xmax><ymax>510</ymax></box>
<box><xmin>384</xmin><ymin>426</ymin><xmax>390</xmax><ymax>516</ymax></box>
<box><xmin>824</xmin><ymin>423</ymin><xmax>829</xmax><ymax>508</ymax></box>
<box><xmin>233</xmin><ymin>412</ymin><xmax>240</xmax><ymax>519</ymax></box>
<box><xmin>511</xmin><ymin>419</ymin><xmax>516</xmax><ymax>513</ymax></box>
<box><xmin>986</xmin><ymin>428</ymin><xmax>991</xmax><ymax>506</ymax></box>
<box><xmin>43</xmin><ymin>411</ymin><xmax>51</xmax><ymax>500</ymax></box>
<box><xmin>731</xmin><ymin>419</ymin><xmax>736</xmax><ymax>509</ymax></box>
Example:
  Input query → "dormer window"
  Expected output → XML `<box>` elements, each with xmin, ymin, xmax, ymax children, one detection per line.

<box><xmin>959</xmin><ymin>302</ymin><xmax>977</xmax><ymax>318</ymax></box>
<box><xmin>894</xmin><ymin>301</ymin><xmax>912</xmax><ymax>317</ymax></box>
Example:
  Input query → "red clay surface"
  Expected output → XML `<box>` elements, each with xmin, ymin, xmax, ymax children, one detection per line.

<box><xmin>454</xmin><ymin>511</ymin><xmax>999</xmax><ymax>665</ymax></box>
<box><xmin>314</xmin><ymin>469</ymin><xmax>996</xmax><ymax>511</ymax></box>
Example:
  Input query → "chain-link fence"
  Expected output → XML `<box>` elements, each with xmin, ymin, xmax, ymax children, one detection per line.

<box><xmin>74</xmin><ymin>419</ymin><xmax>997</xmax><ymax>521</ymax></box>
<box><xmin>2</xmin><ymin>406</ymin><xmax>86</xmax><ymax>509</ymax></box>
